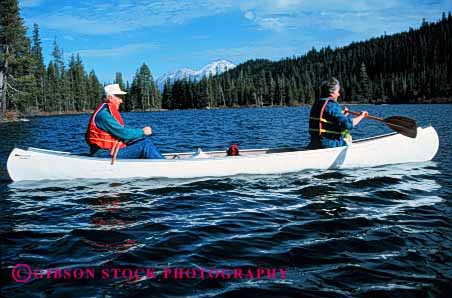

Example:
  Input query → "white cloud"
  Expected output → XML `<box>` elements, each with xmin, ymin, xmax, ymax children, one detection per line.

<box><xmin>195</xmin><ymin>44</ymin><xmax>299</xmax><ymax>63</ymax></box>
<box><xmin>36</xmin><ymin>15</ymin><xmax>137</xmax><ymax>35</ymax></box>
<box><xmin>238</xmin><ymin>0</ymin><xmax>449</xmax><ymax>34</ymax></box>
<box><xmin>27</xmin><ymin>0</ymin><xmax>450</xmax><ymax>37</ymax></box>
<box><xmin>20</xmin><ymin>0</ymin><xmax>44</xmax><ymax>8</ymax></box>
<box><xmin>72</xmin><ymin>43</ymin><xmax>160</xmax><ymax>58</ymax></box>
<box><xmin>244</xmin><ymin>11</ymin><xmax>255</xmax><ymax>20</ymax></box>
<box><xmin>257</xmin><ymin>17</ymin><xmax>286</xmax><ymax>31</ymax></box>
<box><xmin>31</xmin><ymin>0</ymin><xmax>234</xmax><ymax>35</ymax></box>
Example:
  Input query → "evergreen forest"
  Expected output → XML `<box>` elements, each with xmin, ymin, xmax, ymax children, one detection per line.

<box><xmin>163</xmin><ymin>13</ymin><xmax>452</xmax><ymax>109</ymax></box>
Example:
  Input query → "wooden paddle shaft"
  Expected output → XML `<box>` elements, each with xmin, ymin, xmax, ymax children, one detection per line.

<box><xmin>348</xmin><ymin>110</ymin><xmax>383</xmax><ymax>122</ymax></box>
<box><xmin>347</xmin><ymin>110</ymin><xmax>418</xmax><ymax>138</ymax></box>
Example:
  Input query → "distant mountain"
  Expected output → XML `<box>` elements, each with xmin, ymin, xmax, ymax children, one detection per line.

<box><xmin>196</xmin><ymin>59</ymin><xmax>236</xmax><ymax>79</ymax></box>
<box><xmin>156</xmin><ymin>60</ymin><xmax>236</xmax><ymax>91</ymax></box>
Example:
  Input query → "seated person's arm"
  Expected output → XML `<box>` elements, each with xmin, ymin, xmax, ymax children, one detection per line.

<box><xmin>329</xmin><ymin>103</ymin><xmax>353</xmax><ymax>130</ymax></box>
<box><xmin>95</xmin><ymin>109</ymin><xmax>145</xmax><ymax>142</ymax></box>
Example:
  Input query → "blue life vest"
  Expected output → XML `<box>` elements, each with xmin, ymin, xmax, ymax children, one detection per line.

<box><xmin>308</xmin><ymin>98</ymin><xmax>350</xmax><ymax>148</ymax></box>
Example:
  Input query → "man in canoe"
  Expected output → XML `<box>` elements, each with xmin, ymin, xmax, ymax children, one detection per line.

<box><xmin>308</xmin><ymin>77</ymin><xmax>368</xmax><ymax>149</ymax></box>
<box><xmin>85</xmin><ymin>84</ymin><xmax>165</xmax><ymax>159</ymax></box>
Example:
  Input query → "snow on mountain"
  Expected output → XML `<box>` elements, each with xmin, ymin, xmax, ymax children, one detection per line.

<box><xmin>156</xmin><ymin>60</ymin><xmax>236</xmax><ymax>91</ymax></box>
<box><xmin>196</xmin><ymin>60</ymin><xmax>236</xmax><ymax>79</ymax></box>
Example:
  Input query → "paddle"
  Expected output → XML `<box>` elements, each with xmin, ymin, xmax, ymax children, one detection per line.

<box><xmin>348</xmin><ymin>110</ymin><xmax>418</xmax><ymax>138</ymax></box>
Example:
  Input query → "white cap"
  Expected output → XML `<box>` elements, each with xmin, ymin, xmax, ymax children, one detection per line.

<box><xmin>104</xmin><ymin>84</ymin><xmax>127</xmax><ymax>96</ymax></box>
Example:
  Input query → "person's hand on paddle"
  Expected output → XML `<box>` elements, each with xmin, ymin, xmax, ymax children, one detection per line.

<box><xmin>143</xmin><ymin>126</ymin><xmax>152</xmax><ymax>136</ymax></box>
<box><xmin>352</xmin><ymin>110</ymin><xmax>368</xmax><ymax>127</ymax></box>
<box><xmin>343</xmin><ymin>106</ymin><xmax>350</xmax><ymax>116</ymax></box>
<box><xmin>344</xmin><ymin>107</ymin><xmax>367</xmax><ymax>118</ymax></box>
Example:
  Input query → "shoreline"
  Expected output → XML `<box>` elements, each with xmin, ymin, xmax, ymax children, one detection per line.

<box><xmin>1</xmin><ymin>100</ymin><xmax>451</xmax><ymax>122</ymax></box>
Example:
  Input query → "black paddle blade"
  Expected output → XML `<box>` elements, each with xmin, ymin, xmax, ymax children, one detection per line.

<box><xmin>384</xmin><ymin>116</ymin><xmax>417</xmax><ymax>138</ymax></box>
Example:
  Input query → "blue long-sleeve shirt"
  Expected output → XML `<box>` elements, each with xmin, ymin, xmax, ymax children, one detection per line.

<box><xmin>323</xmin><ymin>99</ymin><xmax>353</xmax><ymax>131</ymax></box>
<box><xmin>94</xmin><ymin>106</ymin><xmax>145</xmax><ymax>142</ymax></box>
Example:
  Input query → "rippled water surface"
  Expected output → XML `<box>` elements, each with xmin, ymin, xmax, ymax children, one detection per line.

<box><xmin>1</xmin><ymin>105</ymin><xmax>451</xmax><ymax>297</ymax></box>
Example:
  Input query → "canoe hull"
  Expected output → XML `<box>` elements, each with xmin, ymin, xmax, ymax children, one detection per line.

<box><xmin>7</xmin><ymin>126</ymin><xmax>439</xmax><ymax>182</ymax></box>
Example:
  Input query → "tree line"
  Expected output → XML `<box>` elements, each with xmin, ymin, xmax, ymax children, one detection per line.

<box><xmin>0</xmin><ymin>0</ymin><xmax>161</xmax><ymax>119</ymax></box>
<box><xmin>163</xmin><ymin>12</ymin><xmax>452</xmax><ymax>109</ymax></box>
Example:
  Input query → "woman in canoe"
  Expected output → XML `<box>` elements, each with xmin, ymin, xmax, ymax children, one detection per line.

<box><xmin>308</xmin><ymin>77</ymin><xmax>368</xmax><ymax>149</ymax></box>
<box><xmin>85</xmin><ymin>84</ymin><xmax>165</xmax><ymax>159</ymax></box>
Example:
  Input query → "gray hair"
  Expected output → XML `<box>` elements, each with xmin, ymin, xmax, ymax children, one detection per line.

<box><xmin>320</xmin><ymin>77</ymin><xmax>340</xmax><ymax>97</ymax></box>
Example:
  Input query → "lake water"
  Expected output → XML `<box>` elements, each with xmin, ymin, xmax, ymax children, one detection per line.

<box><xmin>1</xmin><ymin>105</ymin><xmax>451</xmax><ymax>297</ymax></box>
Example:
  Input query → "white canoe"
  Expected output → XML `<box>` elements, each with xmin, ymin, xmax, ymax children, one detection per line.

<box><xmin>7</xmin><ymin>126</ymin><xmax>439</xmax><ymax>182</ymax></box>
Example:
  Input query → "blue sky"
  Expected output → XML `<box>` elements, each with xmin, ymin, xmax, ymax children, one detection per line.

<box><xmin>19</xmin><ymin>0</ymin><xmax>452</xmax><ymax>83</ymax></box>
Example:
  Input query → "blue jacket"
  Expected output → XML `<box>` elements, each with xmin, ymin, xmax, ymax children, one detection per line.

<box><xmin>94</xmin><ymin>106</ymin><xmax>145</xmax><ymax>141</ymax></box>
<box><xmin>308</xmin><ymin>98</ymin><xmax>353</xmax><ymax>149</ymax></box>
<box><xmin>89</xmin><ymin>105</ymin><xmax>145</xmax><ymax>155</ymax></box>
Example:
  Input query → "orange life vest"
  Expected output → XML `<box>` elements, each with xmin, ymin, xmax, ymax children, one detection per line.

<box><xmin>86</xmin><ymin>102</ymin><xmax>127</xmax><ymax>151</ymax></box>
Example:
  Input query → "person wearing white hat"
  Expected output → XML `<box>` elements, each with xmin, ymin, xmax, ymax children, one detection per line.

<box><xmin>85</xmin><ymin>84</ymin><xmax>165</xmax><ymax>159</ymax></box>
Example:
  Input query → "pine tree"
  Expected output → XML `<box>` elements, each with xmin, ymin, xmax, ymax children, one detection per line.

<box><xmin>49</xmin><ymin>39</ymin><xmax>65</xmax><ymax>112</ymax></box>
<box><xmin>45</xmin><ymin>61</ymin><xmax>58</xmax><ymax>112</ymax></box>
<box><xmin>357</xmin><ymin>62</ymin><xmax>371</xmax><ymax>103</ymax></box>
<box><xmin>87</xmin><ymin>70</ymin><xmax>102</xmax><ymax>109</ymax></box>
<box><xmin>129</xmin><ymin>63</ymin><xmax>161</xmax><ymax>111</ymax></box>
<box><xmin>31</xmin><ymin>23</ymin><xmax>45</xmax><ymax>111</ymax></box>
<box><xmin>114</xmin><ymin>72</ymin><xmax>125</xmax><ymax>90</ymax></box>
<box><xmin>68</xmin><ymin>54</ymin><xmax>88</xmax><ymax>111</ymax></box>
<box><xmin>114</xmin><ymin>72</ymin><xmax>127</xmax><ymax>110</ymax></box>
<box><xmin>0</xmin><ymin>0</ymin><xmax>33</xmax><ymax>117</ymax></box>
<box><xmin>162</xmin><ymin>80</ymin><xmax>173</xmax><ymax>109</ymax></box>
